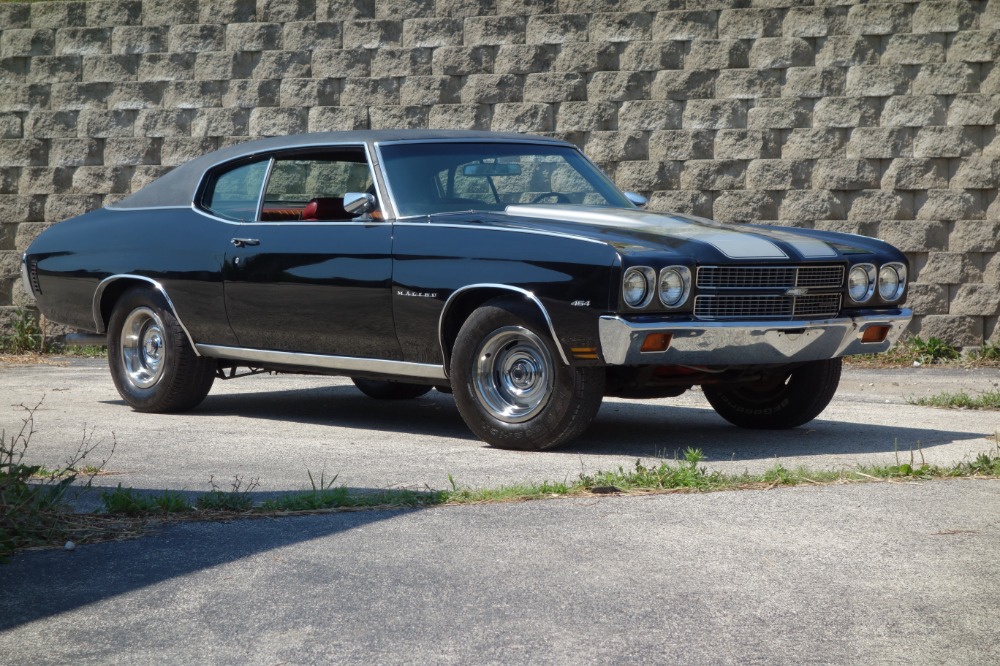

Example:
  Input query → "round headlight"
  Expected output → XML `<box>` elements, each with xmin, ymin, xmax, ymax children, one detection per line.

<box><xmin>623</xmin><ymin>268</ymin><xmax>649</xmax><ymax>308</ymax></box>
<box><xmin>848</xmin><ymin>264</ymin><xmax>874</xmax><ymax>302</ymax></box>
<box><xmin>878</xmin><ymin>264</ymin><xmax>904</xmax><ymax>301</ymax></box>
<box><xmin>658</xmin><ymin>266</ymin><xmax>690</xmax><ymax>308</ymax></box>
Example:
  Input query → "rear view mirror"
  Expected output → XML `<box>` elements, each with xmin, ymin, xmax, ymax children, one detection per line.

<box><xmin>462</xmin><ymin>163</ymin><xmax>522</xmax><ymax>177</ymax></box>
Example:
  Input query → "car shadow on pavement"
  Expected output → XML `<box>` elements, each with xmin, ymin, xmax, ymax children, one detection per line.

<box><xmin>570</xmin><ymin>409</ymin><xmax>989</xmax><ymax>460</ymax></box>
<box><xmin>103</xmin><ymin>384</ymin><xmax>993</xmax><ymax>462</ymax></box>
<box><xmin>0</xmin><ymin>498</ymin><xmax>414</xmax><ymax>632</ymax></box>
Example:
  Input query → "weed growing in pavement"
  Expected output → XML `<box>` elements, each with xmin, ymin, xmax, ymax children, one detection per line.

<box><xmin>908</xmin><ymin>390</ymin><xmax>1000</xmax><ymax>410</ymax></box>
<box><xmin>196</xmin><ymin>475</ymin><xmax>259</xmax><ymax>511</ymax></box>
<box><xmin>1</xmin><ymin>399</ymin><xmax>115</xmax><ymax>563</ymax></box>
<box><xmin>101</xmin><ymin>485</ymin><xmax>157</xmax><ymax>514</ymax></box>
<box><xmin>101</xmin><ymin>486</ymin><xmax>194</xmax><ymax>514</ymax></box>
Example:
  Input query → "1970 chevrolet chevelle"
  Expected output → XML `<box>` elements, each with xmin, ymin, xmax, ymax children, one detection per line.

<box><xmin>23</xmin><ymin>130</ymin><xmax>912</xmax><ymax>450</ymax></box>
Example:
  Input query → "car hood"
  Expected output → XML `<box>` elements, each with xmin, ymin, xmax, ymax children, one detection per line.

<box><xmin>456</xmin><ymin>205</ymin><xmax>886</xmax><ymax>263</ymax></box>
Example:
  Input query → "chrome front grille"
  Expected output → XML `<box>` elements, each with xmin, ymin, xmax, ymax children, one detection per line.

<box><xmin>692</xmin><ymin>264</ymin><xmax>845</xmax><ymax>320</ymax></box>
<box><xmin>697</xmin><ymin>265</ymin><xmax>844</xmax><ymax>290</ymax></box>
<box><xmin>694</xmin><ymin>294</ymin><xmax>842</xmax><ymax>320</ymax></box>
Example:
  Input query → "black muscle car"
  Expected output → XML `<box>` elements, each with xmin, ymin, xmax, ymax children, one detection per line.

<box><xmin>22</xmin><ymin>130</ymin><xmax>912</xmax><ymax>450</ymax></box>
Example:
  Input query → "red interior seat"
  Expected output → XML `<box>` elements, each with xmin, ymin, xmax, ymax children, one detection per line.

<box><xmin>302</xmin><ymin>197</ymin><xmax>347</xmax><ymax>221</ymax></box>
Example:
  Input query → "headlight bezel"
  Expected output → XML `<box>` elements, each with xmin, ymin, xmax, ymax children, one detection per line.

<box><xmin>847</xmin><ymin>263</ymin><xmax>876</xmax><ymax>304</ymax></box>
<box><xmin>622</xmin><ymin>266</ymin><xmax>655</xmax><ymax>309</ymax></box>
<box><xmin>657</xmin><ymin>266</ymin><xmax>692</xmax><ymax>309</ymax></box>
<box><xmin>878</xmin><ymin>262</ymin><xmax>906</xmax><ymax>302</ymax></box>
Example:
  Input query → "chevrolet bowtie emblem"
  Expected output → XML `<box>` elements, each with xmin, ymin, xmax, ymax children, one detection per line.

<box><xmin>784</xmin><ymin>287</ymin><xmax>810</xmax><ymax>296</ymax></box>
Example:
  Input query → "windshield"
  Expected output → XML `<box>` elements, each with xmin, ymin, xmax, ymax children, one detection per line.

<box><xmin>378</xmin><ymin>142</ymin><xmax>633</xmax><ymax>218</ymax></box>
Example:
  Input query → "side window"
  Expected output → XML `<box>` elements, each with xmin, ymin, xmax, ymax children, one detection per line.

<box><xmin>260</xmin><ymin>149</ymin><xmax>374</xmax><ymax>221</ymax></box>
<box><xmin>202</xmin><ymin>160</ymin><xmax>269</xmax><ymax>221</ymax></box>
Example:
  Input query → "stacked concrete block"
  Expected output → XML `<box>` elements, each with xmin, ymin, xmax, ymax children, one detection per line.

<box><xmin>1</xmin><ymin>0</ymin><xmax>999</xmax><ymax>346</ymax></box>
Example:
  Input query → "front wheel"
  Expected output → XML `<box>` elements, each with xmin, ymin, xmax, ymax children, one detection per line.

<box><xmin>107</xmin><ymin>287</ymin><xmax>216</xmax><ymax>413</ymax></box>
<box><xmin>451</xmin><ymin>298</ymin><xmax>604</xmax><ymax>450</ymax></box>
<box><xmin>702</xmin><ymin>358</ymin><xmax>842</xmax><ymax>429</ymax></box>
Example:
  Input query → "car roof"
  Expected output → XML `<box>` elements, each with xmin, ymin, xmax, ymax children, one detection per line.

<box><xmin>109</xmin><ymin>130</ymin><xmax>572</xmax><ymax>210</ymax></box>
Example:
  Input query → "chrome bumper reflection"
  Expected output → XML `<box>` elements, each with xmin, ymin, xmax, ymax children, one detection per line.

<box><xmin>598</xmin><ymin>310</ymin><xmax>912</xmax><ymax>366</ymax></box>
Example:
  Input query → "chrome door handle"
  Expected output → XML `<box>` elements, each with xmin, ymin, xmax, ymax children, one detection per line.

<box><xmin>231</xmin><ymin>238</ymin><xmax>260</xmax><ymax>248</ymax></box>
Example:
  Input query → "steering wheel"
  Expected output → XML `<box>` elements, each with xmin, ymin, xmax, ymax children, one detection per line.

<box><xmin>530</xmin><ymin>191</ymin><xmax>571</xmax><ymax>204</ymax></box>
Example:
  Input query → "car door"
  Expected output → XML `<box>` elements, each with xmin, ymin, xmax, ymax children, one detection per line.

<box><xmin>217</xmin><ymin>147</ymin><xmax>400</xmax><ymax>360</ymax></box>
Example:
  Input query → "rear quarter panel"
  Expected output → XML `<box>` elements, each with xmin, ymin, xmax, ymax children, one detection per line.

<box><xmin>27</xmin><ymin>207</ymin><xmax>236</xmax><ymax>345</ymax></box>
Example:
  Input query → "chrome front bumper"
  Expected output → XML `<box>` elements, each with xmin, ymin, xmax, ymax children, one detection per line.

<box><xmin>598</xmin><ymin>310</ymin><xmax>912</xmax><ymax>366</ymax></box>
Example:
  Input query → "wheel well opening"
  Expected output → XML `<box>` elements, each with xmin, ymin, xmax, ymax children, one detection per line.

<box><xmin>97</xmin><ymin>279</ymin><xmax>144</xmax><ymax>332</ymax></box>
<box><xmin>98</xmin><ymin>279</ymin><xmax>172</xmax><ymax>334</ymax></box>
<box><xmin>441</xmin><ymin>289</ymin><xmax>541</xmax><ymax>372</ymax></box>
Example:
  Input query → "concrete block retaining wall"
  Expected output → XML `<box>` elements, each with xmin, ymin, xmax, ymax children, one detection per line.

<box><xmin>2</xmin><ymin>0</ymin><xmax>999</xmax><ymax>346</ymax></box>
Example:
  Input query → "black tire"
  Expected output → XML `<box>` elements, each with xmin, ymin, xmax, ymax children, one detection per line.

<box><xmin>702</xmin><ymin>358</ymin><xmax>842</xmax><ymax>429</ymax></box>
<box><xmin>107</xmin><ymin>287</ymin><xmax>215</xmax><ymax>413</ymax></box>
<box><xmin>351</xmin><ymin>377</ymin><xmax>432</xmax><ymax>400</ymax></box>
<box><xmin>451</xmin><ymin>298</ymin><xmax>605</xmax><ymax>451</ymax></box>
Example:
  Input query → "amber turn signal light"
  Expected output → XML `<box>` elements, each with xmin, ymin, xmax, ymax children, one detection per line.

<box><xmin>640</xmin><ymin>333</ymin><xmax>672</xmax><ymax>353</ymax></box>
<box><xmin>860</xmin><ymin>325</ymin><xmax>890</xmax><ymax>343</ymax></box>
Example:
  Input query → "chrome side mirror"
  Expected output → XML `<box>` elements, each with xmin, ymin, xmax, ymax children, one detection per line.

<box><xmin>625</xmin><ymin>192</ymin><xmax>648</xmax><ymax>209</ymax></box>
<box><xmin>343</xmin><ymin>192</ymin><xmax>376</xmax><ymax>216</ymax></box>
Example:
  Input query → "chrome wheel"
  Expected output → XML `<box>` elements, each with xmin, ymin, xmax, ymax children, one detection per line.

<box><xmin>473</xmin><ymin>326</ymin><xmax>554</xmax><ymax>423</ymax></box>
<box><xmin>120</xmin><ymin>307</ymin><xmax>167</xmax><ymax>389</ymax></box>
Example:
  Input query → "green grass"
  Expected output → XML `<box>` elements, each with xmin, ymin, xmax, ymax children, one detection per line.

<box><xmin>968</xmin><ymin>341</ymin><xmax>1000</xmax><ymax>363</ymax></box>
<box><xmin>847</xmin><ymin>336</ymin><xmax>1000</xmax><ymax>368</ymax></box>
<box><xmin>908</xmin><ymin>390</ymin><xmax>1000</xmax><ymax>410</ymax></box>
<box><xmin>5</xmin><ymin>398</ymin><xmax>1000</xmax><ymax>561</ymax></box>
<box><xmin>0</xmin><ymin>309</ymin><xmax>44</xmax><ymax>355</ymax></box>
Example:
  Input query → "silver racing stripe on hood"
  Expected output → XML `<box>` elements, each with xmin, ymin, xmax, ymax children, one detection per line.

<box><xmin>505</xmin><ymin>205</ymin><xmax>795</xmax><ymax>260</ymax></box>
<box><xmin>756</xmin><ymin>227</ymin><xmax>839</xmax><ymax>258</ymax></box>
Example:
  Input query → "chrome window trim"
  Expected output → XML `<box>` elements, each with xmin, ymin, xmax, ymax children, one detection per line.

<box><xmin>191</xmin><ymin>205</ymin><xmax>384</xmax><ymax>228</ymax></box>
<box><xmin>106</xmin><ymin>204</ymin><xmax>191</xmax><ymax>212</ymax></box>
<box><xmin>196</xmin><ymin>345</ymin><xmax>447</xmax><ymax>381</ymax></box>
<box><xmin>253</xmin><ymin>157</ymin><xmax>276</xmax><ymax>222</ymax></box>
<box><xmin>437</xmin><ymin>283</ymin><xmax>571</xmax><ymax>373</ymax></box>
<box><xmin>92</xmin><ymin>274</ymin><xmax>201</xmax><ymax>357</ymax></box>
<box><xmin>373</xmin><ymin>142</ymin><xmax>401</xmax><ymax>221</ymax></box>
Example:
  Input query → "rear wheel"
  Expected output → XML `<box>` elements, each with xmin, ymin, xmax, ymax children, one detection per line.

<box><xmin>351</xmin><ymin>378</ymin><xmax>432</xmax><ymax>400</ymax></box>
<box><xmin>702</xmin><ymin>358</ymin><xmax>842</xmax><ymax>429</ymax></box>
<box><xmin>107</xmin><ymin>287</ymin><xmax>215</xmax><ymax>412</ymax></box>
<box><xmin>451</xmin><ymin>298</ymin><xmax>604</xmax><ymax>450</ymax></box>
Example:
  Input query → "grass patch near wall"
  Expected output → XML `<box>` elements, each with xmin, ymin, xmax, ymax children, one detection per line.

<box><xmin>847</xmin><ymin>336</ymin><xmax>1000</xmax><ymax>369</ymax></box>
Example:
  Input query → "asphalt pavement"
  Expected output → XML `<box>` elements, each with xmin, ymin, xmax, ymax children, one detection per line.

<box><xmin>1</xmin><ymin>358</ymin><xmax>999</xmax><ymax>663</ymax></box>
